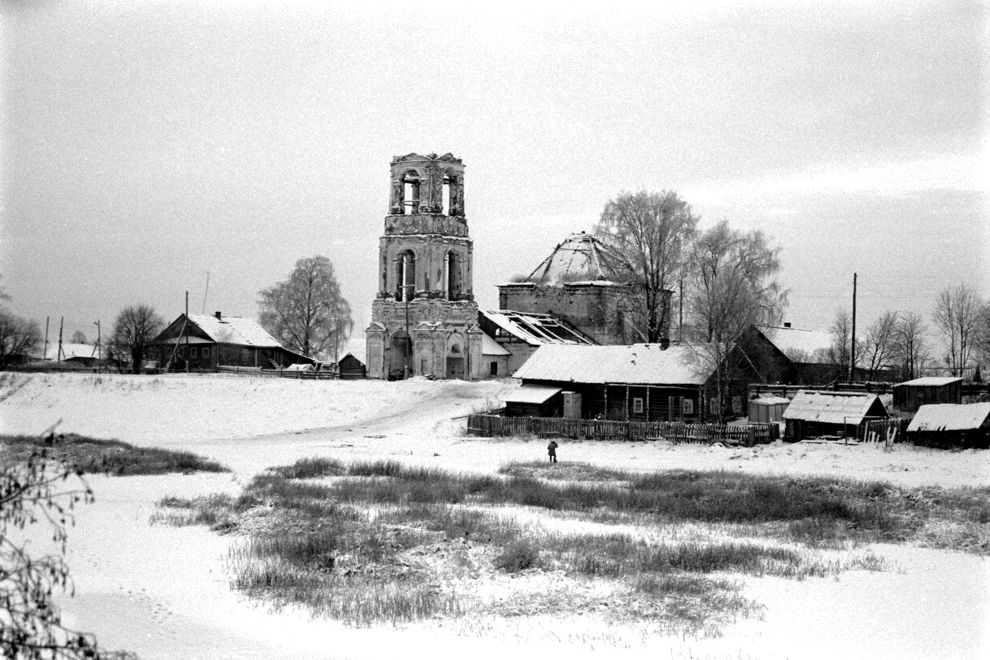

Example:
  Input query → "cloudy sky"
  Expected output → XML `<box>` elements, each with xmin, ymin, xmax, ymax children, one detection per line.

<box><xmin>2</xmin><ymin>0</ymin><xmax>987</xmax><ymax>356</ymax></box>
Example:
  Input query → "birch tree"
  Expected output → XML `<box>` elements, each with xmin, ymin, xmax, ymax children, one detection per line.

<box><xmin>932</xmin><ymin>284</ymin><xmax>982</xmax><ymax>376</ymax></box>
<box><xmin>258</xmin><ymin>256</ymin><xmax>353</xmax><ymax>360</ymax></box>
<box><xmin>859</xmin><ymin>311</ymin><xmax>899</xmax><ymax>381</ymax></box>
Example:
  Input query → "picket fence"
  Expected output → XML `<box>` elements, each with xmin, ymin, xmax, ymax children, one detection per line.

<box><xmin>466</xmin><ymin>414</ymin><xmax>779</xmax><ymax>446</ymax></box>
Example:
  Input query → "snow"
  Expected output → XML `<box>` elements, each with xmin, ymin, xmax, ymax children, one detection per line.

<box><xmin>2</xmin><ymin>372</ymin><xmax>989</xmax><ymax>659</ymax></box>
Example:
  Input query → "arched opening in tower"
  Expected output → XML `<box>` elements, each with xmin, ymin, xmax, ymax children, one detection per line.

<box><xmin>445</xmin><ymin>251</ymin><xmax>461</xmax><ymax>301</ymax></box>
<box><xmin>442</xmin><ymin>174</ymin><xmax>452</xmax><ymax>216</ymax></box>
<box><xmin>395</xmin><ymin>250</ymin><xmax>416</xmax><ymax>302</ymax></box>
<box><xmin>401</xmin><ymin>171</ymin><xmax>421</xmax><ymax>215</ymax></box>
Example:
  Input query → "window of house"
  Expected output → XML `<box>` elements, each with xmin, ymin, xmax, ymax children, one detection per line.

<box><xmin>682</xmin><ymin>398</ymin><xmax>694</xmax><ymax>415</ymax></box>
<box><xmin>489</xmin><ymin>361</ymin><xmax>498</xmax><ymax>377</ymax></box>
<box><xmin>632</xmin><ymin>397</ymin><xmax>644</xmax><ymax>414</ymax></box>
<box><xmin>732</xmin><ymin>396</ymin><xmax>742</xmax><ymax>414</ymax></box>
<box><xmin>178</xmin><ymin>347</ymin><xmax>185</xmax><ymax>358</ymax></box>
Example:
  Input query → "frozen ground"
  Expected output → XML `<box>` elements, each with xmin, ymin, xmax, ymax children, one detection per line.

<box><xmin>1</xmin><ymin>372</ymin><xmax>988</xmax><ymax>659</ymax></box>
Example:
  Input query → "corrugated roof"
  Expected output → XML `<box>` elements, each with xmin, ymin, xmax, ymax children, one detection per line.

<box><xmin>758</xmin><ymin>326</ymin><xmax>832</xmax><ymax>363</ymax></box>
<box><xmin>896</xmin><ymin>377</ymin><xmax>963</xmax><ymax>387</ymax></box>
<box><xmin>505</xmin><ymin>384</ymin><xmax>563</xmax><ymax>404</ymax></box>
<box><xmin>513</xmin><ymin>344</ymin><xmax>710</xmax><ymax>385</ymax></box>
<box><xmin>782</xmin><ymin>390</ymin><xmax>886</xmax><ymax>426</ymax></box>
<box><xmin>187</xmin><ymin>314</ymin><xmax>282</xmax><ymax>348</ymax></box>
<box><xmin>907</xmin><ymin>403</ymin><xmax>990</xmax><ymax>433</ymax></box>
<box><xmin>481</xmin><ymin>333</ymin><xmax>510</xmax><ymax>356</ymax></box>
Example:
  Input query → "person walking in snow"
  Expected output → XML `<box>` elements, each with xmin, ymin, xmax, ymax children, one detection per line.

<box><xmin>547</xmin><ymin>439</ymin><xmax>558</xmax><ymax>463</ymax></box>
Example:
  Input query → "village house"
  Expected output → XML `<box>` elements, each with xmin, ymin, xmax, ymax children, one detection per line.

<box><xmin>782</xmin><ymin>390</ymin><xmax>888</xmax><ymax>441</ymax></box>
<box><xmin>151</xmin><ymin>312</ymin><xmax>313</xmax><ymax>370</ymax></box>
<box><xmin>506</xmin><ymin>343</ymin><xmax>711</xmax><ymax>420</ymax></box>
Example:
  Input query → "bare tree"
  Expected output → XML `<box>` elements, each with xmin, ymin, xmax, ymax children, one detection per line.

<box><xmin>258</xmin><ymin>256</ymin><xmax>353</xmax><ymax>360</ymax></box>
<box><xmin>684</xmin><ymin>221</ymin><xmax>787</xmax><ymax>421</ymax></box>
<box><xmin>859</xmin><ymin>311</ymin><xmax>899</xmax><ymax>381</ymax></box>
<box><xmin>893</xmin><ymin>311</ymin><xmax>929</xmax><ymax>380</ymax></box>
<box><xmin>594</xmin><ymin>190</ymin><xmax>698</xmax><ymax>342</ymax></box>
<box><xmin>932</xmin><ymin>284</ymin><xmax>982</xmax><ymax>376</ymax></box>
<box><xmin>0</xmin><ymin>308</ymin><xmax>41</xmax><ymax>369</ymax></box>
<box><xmin>70</xmin><ymin>330</ymin><xmax>88</xmax><ymax>344</ymax></box>
<box><xmin>111</xmin><ymin>304</ymin><xmax>164</xmax><ymax>374</ymax></box>
<box><xmin>1</xmin><ymin>433</ymin><xmax>103</xmax><ymax>658</ymax></box>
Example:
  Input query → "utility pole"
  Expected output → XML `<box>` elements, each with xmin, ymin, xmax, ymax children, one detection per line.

<box><xmin>94</xmin><ymin>320</ymin><xmax>102</xmax><ymax>371</ymax></box>
<box><xmin>185</xmin><ymin>291</ymin><xmax>190</xmax><ymax>374</ymax></box>
<box><xmin>57</xmin><ymin>317</ymin><xmax>64</xmax><ymax>364</ymax></box>
<box><xmin>44</xmin><ymin>317</ymin><xmax>50</xmax><ymax>362</ymax></box>
<box><xmin>678</xmin><ymin>279</ymin><xmax>684</xmax><ymax>343</ymax></box>
<box><xmin>849</xmin><ymin>272</ymin><xmax>857</xmax><ymax>383</ymax></box>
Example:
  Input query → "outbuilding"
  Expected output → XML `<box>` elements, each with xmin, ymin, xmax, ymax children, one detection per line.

<box><xmin>906</xmin><ymin>402</ymin><xmax>990</xmax><ymax>448</ymax></box>
<box><xmin>782</xmin><ymin>390</ymin><xmax>888</xmax><ymax>441</ymax></box>
<box><xmin>892</xmin><ymin>377</ymin><xmax>962</xmax><ymax>412</ymax></box>
<box><xmin>338</xmin><ymin>353</ymin><xmax>367</xmax><ymax>379</ymax></box>
<box><xmin>748</xmin><ymin>396</ymin><xmax>790</xmax><ymax>424</ymax></box>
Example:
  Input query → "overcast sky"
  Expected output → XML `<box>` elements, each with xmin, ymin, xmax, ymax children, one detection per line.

<box><xmin>2</xmin><ymin>0</ymin><xmax>987</xmax><ymax>356</ymax></box>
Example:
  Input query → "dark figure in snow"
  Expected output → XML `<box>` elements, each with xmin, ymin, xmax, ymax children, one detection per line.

<box><xmin>547</xmin><ymin>440</ymin><xmax>558</xmax><ymax>463</ymax></box>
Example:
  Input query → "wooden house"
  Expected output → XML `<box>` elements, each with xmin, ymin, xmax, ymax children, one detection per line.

<box><xmin>338</xmin><ymin>353</ymin><xmax>367</xmax><ymax>379</ymax></box>
<box><xmin>906</xmin><ymin>402</ymin><xmax>990</xmax><ymax>448</ymax></box>
<box><xmin>892</xmin><ymin>377</ymin><xmax>962</xmax><ymax>412</ymax></box>
<box><xmin>782</xmin><ymin>390</ymin><xmax>888</xmax><ymax>441</ymax></box>
<box><xmin>151</xmin><ymin>312</ymin><xmax>314</xmax><ymax>371</ymax></box>
<box><xmin>507</xmin><ymin>343</ymin><xmax>711</xmax><ymax>420</ymax></box>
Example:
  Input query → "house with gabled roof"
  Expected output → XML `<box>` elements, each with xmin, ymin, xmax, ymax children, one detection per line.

<box><xmin>151</xmin><ymin>311</ymin><xmax>314</xmax><ymax>371</ymax></box>
<box><xmin>906</xmin><ymin>402</ymin><xmax>990</xmax><ymax>448</ymax></box>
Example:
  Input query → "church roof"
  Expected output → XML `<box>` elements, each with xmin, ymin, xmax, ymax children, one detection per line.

<box><xmin>522</xmin><ymin>232</ymin><xmax>626</xmax><ymax>285</ymax></box>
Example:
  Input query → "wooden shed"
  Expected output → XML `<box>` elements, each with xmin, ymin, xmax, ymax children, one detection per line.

<box><xmin>892</xmin><ymin>377</ymin><xmax>962</xmax><ymax>412</ymax></box>
<box><xmin>338</xmin><ymin>353</ymin><xmax>367</xmax><ymax>379</ymax></box>
<box><xmin>782</xmin><ymin>390</ymin><xmax>888</xmax><ymax>441</ymax></box>
<box><xmin>906</xmin><ymin>402</ymin><xmax>990</xmax><ymax>448</ymax></box>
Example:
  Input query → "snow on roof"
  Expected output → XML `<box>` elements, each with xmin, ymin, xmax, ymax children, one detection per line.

<box><xmin>504</xmin><ymin>384</ymin><xmax>563</xmax><ymax>404</ymax></box>
<box><xmin>751</xmin><ymin>396</ymin><xmax>792</xmax><ymax>406</ymax></box>
<box><xmin>187</xmin><ymin>314</ymin><xmax>281</xmax><ymax>348</ymax></box>
<box><xmin>481</xmin><ymin>310</ymin><xmax>595</xmax><ymax>346</ymax></box>
<box><xmin>481</xmin><ymin>332</ymin><xmax>510</xmax><ymax>356</ymax></box>
<box><xmin>896</xmin><ymin>377</ymin><xmax>963</xmax><ymax>387</ymax></box>
<box><xmin>759</xmin><ymin>326</ymin><xmax>832</xmax><ymax>362</ymax></box>
<box><xmin>907</xmin><ymin>403</ymin><xmax>990</xmax><ymax>433</ymax></box>
<box><xmin>782</xmin><ymin>390</ymin><xmax>886</xmax><ymax>426</ymax></box>
<box><xmin>42</xmin><ymin>343</ymin><xmax>98</xmax><ymax>360</ymax></box>
<box><xmin>513</xmin><ymin>343</ymin><xmax>710</xmax><ymax>385</ymax></box>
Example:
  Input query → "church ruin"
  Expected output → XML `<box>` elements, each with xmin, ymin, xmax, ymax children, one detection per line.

<box><xmin>365</xmin><ymin>152</ymin><xmax>483</xmax><ymax>380</ymax></box>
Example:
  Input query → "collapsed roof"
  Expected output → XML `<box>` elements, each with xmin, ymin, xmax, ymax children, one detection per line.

<box><xmin>481</xmin><ymin>310</ymin><xmax>595</xmax><ymax>346</ymax></box>
<box><xmin>521</xmin><ymin>232</ymin><xmax>626</xmax><ymax>285</ymax></box>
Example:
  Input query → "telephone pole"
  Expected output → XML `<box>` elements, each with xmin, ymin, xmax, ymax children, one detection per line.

<box><xmin>849</xmin><ymin>272</ymin><xmax>857</xmax><ymax>383</ymax></box>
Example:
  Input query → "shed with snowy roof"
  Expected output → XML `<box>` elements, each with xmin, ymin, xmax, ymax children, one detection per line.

<box><xmin>892</xmin><ymin>377</ymin><xmax>963</xmax><ymax>412</ymax></box>
<box><xmin>782</xmin><ymin>390</ymin><xmax>888</xmax><ymax>441</ymax></box>
<box><xmin>906</xmin><ymin>402</ymin><xmax>990</xmax><ymax>448</ymax></box>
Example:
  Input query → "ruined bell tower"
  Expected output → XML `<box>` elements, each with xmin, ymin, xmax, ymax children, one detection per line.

<box><xmin>365</xmin><ymin>152</ymin><xmax>483</xmax><ymax>380</ymax></box>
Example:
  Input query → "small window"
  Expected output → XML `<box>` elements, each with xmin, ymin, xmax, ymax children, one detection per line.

<box><xmin>178</xmin><ymin>347</ymin><xmax>185</xmax><ymax>358</ymax></box>
<box><xmin>682</xmin><ymin>398</ymin><xmax>694</xmax><ymax>415</ymax></box>
<box><xmin>632</xmin><ymin>397</ymin><xmax>644</xmax><ymax>414</ymax></box>
<box><xmin>202</xmin><ymin>348</ymin><xmax>209</xmax><ymax>358</ymax></box>
<box><xmin>732</xmin><ymin>396</ymin><xmax>742</xmax><ymax>414</ymax></box>
<box><xmin>709</xmin><ymin>398</ymin><xmax>718</xmax><ymax>415</ymax></box>
<box><xmin>489</xmin><ymin>361</ymin><xmax>498</xmax><ymax>376</ymax></box>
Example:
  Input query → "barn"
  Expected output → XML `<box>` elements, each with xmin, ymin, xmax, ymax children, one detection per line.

<box><xmin>892</xmin><ymin>377</ymin><xmax>962</xmax><ymax>412</ymax></box>
<box><xmin>338</xmin><ymin>353</ymin><xmax>367</xmax><ymax>379</ymax></box>
<box><xmin>906</xmin><ymin>402</ymin><xmax>990</xmax><ymax>448</ymax></box>
<box><xmin>507</xmin><ymin>343</ymin><xmax>710</xmax><ymax>420</ymax></box>
<box><xmin>782</xmin><ymin>390</ymin><xmax>888</xmax><ymax>441</ymax></box>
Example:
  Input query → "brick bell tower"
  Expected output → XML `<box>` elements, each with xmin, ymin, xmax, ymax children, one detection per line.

<box><xmin>365</xmin><ymin>152</ymin><xmax>483</xmax><ymax>380</ymax></box>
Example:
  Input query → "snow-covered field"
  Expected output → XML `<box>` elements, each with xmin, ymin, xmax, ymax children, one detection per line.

<box><xmin>1</xmin><ymin>372</ymin><xmax>988</xmax><ymax>660</ymax></box>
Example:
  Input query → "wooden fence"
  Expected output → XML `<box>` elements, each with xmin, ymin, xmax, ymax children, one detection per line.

<box><xmin>862</xmin><ymin>418</ymin><xmax>910</xmax><ymax>445</ymax></box>
<box><xmin>466</xmin><ymin>414</ymin><xmax>779</xmax><ymax>446</ymax></box>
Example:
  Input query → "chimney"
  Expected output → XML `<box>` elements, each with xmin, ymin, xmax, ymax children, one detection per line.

<box><xmin>214</xmin><ymin>311</ymin><xmax>222</xmax><ymax>320</ymax></box>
